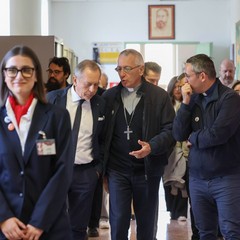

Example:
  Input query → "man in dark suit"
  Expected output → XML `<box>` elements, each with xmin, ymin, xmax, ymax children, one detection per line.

<box><xmin>88</xmin><ymin>73</ymin><xmax>108</xmax><ymax>237</ymax></box>
<box><xmin>47</xmin><ymin>60</ymin><xmax>106</xmax><ymax>240</ymax></box>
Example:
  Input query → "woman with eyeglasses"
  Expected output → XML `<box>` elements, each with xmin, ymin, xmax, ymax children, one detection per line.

<box><xmin>0</xmin><ymin>45</ymin><xmax>74</xmax><ymax>240</ymax></box>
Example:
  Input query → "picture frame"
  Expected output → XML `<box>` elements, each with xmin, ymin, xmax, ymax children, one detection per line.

<box><xmin>148</xmin><ymin>5</ymin><xmax>175</xmax><ymax>40</ymax></box>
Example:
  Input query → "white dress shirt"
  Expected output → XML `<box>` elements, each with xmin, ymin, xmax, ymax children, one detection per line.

<box><xmin>66</xmin><ymin>86</ymin><xmax>93</xmax><ymax>164</ymax></box>
<box><xmin>6</xmin><ymin>98</ymin><xmax>38</xmax><ymax>155</ymax></box>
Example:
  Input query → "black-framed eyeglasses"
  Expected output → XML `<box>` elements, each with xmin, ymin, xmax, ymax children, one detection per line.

<box><xmin>115</xmin><ymin>65</ymin><xmax>140</xmax><ymax>73</ymax></box>
<box><xmin>4</xmin><ymin>67</ymin><xmax>35</xmax><ymax>78</ymax></box>
<box><xmin>46</xmin><ymin>69</ymin><xmax>63</xmax><ymax>75</ymax></box>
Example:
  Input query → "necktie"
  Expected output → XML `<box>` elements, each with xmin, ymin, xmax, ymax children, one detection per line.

<box><xmin>72</xmin><ymin>99</ymin><xmax>85</xmax><ymax>152</ymax></box>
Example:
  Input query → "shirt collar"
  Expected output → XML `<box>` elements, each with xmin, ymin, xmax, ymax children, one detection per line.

<box><xmin>202</xmin><ymin>80</ymin><xmax>217</xmax><ymax>97</ymax></box>
<box><xmin>70</xmin><ymin>85</ymin><xmax>84</xmax><ymax>103</ymax></box>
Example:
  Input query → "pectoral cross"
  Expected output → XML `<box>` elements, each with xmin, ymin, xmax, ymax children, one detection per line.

<box><xmin>124</xmin><ymin>126</ymin><xmax>133</xmax><ymax>140</ymax></box>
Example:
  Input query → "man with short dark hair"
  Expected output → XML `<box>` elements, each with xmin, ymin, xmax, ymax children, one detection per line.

<box><xmin>143</xmin><ymin>61</ymin><xmax>162</xmax><ymax>240</ymax></box>
<box><xmin>99</xmin><ymin>72</ymin><xmax>108</xmax><ymax>90</ymax></box>
<box><xmin>144</xmin><ymin>61</ymin><xmax>162</xmax><ymax>86</ymax></box>
<box><xmin>45</xmin><ymin>56</ymin><xmax>71</xmax><ymax>92</ymax></box>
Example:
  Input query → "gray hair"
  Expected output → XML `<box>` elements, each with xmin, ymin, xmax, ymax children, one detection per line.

<box><xmin>74</xmin><ymin>59</ymin><xmax>101</xmax><ymax>78</ymax></box>
<box><xmin>119</xmin><ymin>49</ymin><xmax>144</xmax><ymax>66</ymax></box>
<box><xmin>186</xmin><ymin>54</ymin><xmax>216</xmax><ymax>79</ymax></box>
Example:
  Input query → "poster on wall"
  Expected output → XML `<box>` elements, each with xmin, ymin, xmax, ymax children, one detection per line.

<box><xmin>148</xmin><ymin>5</ymin><xmax>175</xmax><ymax>40</ymax></box>
<box><xmin>236</xmin><ymin>20</ymin><xmax>240</xmax><ymax>79</ymax></box>
<box><xmin>92</xmin><ymin>42</ymin><xmax>124</xmax><ymax>64</ymax></box>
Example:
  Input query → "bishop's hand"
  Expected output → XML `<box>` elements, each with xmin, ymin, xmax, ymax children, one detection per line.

<box><xmin>129</xmin><ymin>140</ymin><xmax>151</xmax><ymax>159</ymax></box>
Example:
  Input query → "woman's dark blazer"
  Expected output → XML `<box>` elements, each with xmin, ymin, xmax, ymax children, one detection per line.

<box><xmin>0</xmin><ymin>101</ymin><xmax>74</xmax><ymax>239</ymax></box>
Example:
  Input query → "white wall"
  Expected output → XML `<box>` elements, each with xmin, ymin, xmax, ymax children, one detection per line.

<box><xmin>49</xmin><ymin>0</ymin><xmax>235</xmax><ymax>79</ymax></box>
<box><xmin>10</xmin><ymin>0</ymin><xmax>42</xmax><ymax>35</ymax></box>
<box><xmin>230</xmin><ymin>0</ymin><xmax>240</xmax><ymax>41</ymax></box>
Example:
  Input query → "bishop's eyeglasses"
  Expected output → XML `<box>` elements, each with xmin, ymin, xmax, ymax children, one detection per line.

<box><xmin>115</xmin><ymin>65</ymin><xmax>140</xmax><ymax>73</ymax></box>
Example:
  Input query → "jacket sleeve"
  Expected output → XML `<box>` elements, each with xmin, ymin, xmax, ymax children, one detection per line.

<box><xmin>172</xmin><ymin>103</ymin><xmax>193</xmax><ymax>142</ymax></box>
<box><xmin>189</xmin><ymin>92</ymin><xmax>240</xmax><ymax>149</ymax></box>
<box><xmin>148</xmin><ymin>93</ymin><xmax>176</xmax><ymax>156</ymax></box>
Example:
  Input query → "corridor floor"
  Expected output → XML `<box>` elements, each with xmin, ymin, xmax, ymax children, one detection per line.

<box><xmin>89</xmin><ymin>181</ymin><xmax>193</xmax><ymax>240</ymax></box>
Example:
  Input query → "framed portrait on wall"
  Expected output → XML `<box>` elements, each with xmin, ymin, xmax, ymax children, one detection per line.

<box><xmin>148</xmin><ymin>5</ymin><xmax>175</xmax><ymax>40</ymax></box>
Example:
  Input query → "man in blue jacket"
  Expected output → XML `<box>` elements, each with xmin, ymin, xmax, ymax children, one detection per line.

<box><xmin>173</xmin><ymin>54</ymin><xmax>240</xmax><ymax>239</ymax></box>
<box><xmin>102</xmin><ymin>49</ymin><xmax>175</xmax><ymax>240</ymax></box>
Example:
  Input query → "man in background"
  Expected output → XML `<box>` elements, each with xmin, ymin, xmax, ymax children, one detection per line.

<box><xmin>96</xmin><ymin>72</ymin><xmax>108</xmax><ymax>96</ymax></box>
<box><xmin>143</xmin><ymin>61</ymin><xmax>162</xmax><ymax>240</ymax></box>
<box><xmin>99</xmin><ymin>72</ymin><xmax>108</xmax><ymax>89</ymax></box>
<box><xmin>219</xmin><ymin>58</ymin><xmax>236</xmax><ymax>87</ymax></box>
<box><xmin>144</xmin><ymin>61</ymin><xmax>162</xmax><ymax>86</ymax></box>
<box><xmin>45</xmin><ymin>56</ymin><xmax>71</xmax><ymax>92</ymax></box>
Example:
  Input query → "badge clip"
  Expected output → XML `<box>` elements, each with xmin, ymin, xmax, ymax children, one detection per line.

<box><xmin>38</xmin><ymin>130</ymin><xmax>47</xmax><ymax>139</ymax></box>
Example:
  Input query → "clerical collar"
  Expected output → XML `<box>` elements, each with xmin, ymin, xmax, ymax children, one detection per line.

<box><xmin>202</xmin><ymin>81</ymin><xmax>217</xmax><ymax>97</ymax></box>
<box><xmin>121</xmin><ymin>84</ymin><xmax>142</xmax><ymax>115</ymax></box>
<box><xmin>127</xmin><ymin>88</ymin><xmax>134</xmax><ymax>92</ymax></box>
<box><xmin>125</xmin><ymin>83</ymin><xmax>142</xmax><ymax>93</ymax></box>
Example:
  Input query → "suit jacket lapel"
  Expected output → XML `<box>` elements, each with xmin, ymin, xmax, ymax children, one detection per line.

<box><xmin>23</xmin><ymin>103</ymin><xmax>49</xmax><ymax>164</ymax></box>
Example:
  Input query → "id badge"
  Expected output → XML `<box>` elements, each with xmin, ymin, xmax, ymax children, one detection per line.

<box><xmin>36</xmin><ymin>139</ymin><xmax>56</xmax><ymax>156</ymax></box>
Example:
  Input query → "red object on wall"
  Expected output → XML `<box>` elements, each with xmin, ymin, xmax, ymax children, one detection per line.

<box><xmin>109</xmin><ymin>82</ymin><xmax>119</xmax><ymax>88</ymax></box>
